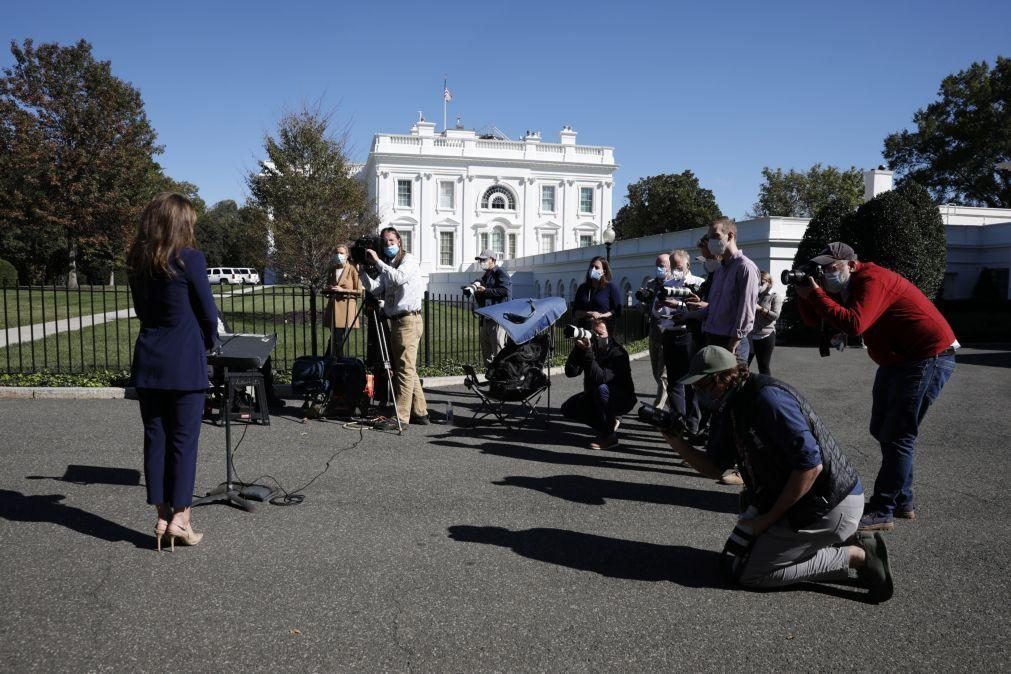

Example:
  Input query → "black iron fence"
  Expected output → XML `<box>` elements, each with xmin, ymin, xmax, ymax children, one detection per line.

<box><xmin>0</xmin><ymin>282</ymin><xmax>648</xmax><ymax>377</ymax></box>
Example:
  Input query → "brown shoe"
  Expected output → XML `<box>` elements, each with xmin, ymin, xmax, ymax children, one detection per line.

<box><xmin>718</xmin><ymin>468</ymin><xmax>744</xmax><ymax>485</ymax></box>
<box><xmin>589</xmin><ymin>434</ymin><xmax>619</xmax><ymax>451</ymax></box>
<box><xmin>894</xmin><ymin>509</ymin><xmax>916</xmax><ymax>520</ymax></box>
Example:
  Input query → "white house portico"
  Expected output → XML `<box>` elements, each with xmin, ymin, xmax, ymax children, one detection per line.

<box><xmin>362</xmin><ymin>119</ymin><xmax>618</xmax><ymax>279</ymax></box>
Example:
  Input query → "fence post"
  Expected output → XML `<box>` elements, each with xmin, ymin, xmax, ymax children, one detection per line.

<box><xmin>423</xmin><ymin>290</ymin><xmax>430</xmax><ymax>367</ymax></box>
<box><xmin>309</xmin><ymin>289</ymin><xmax>318</xmax><ymax>357</ymax></box>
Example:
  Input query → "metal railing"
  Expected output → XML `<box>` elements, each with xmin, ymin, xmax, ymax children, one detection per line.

<box><xmin>0</xmin><ymin>282</ymin><xmax>649</xmax><ymax>377</ymax></box>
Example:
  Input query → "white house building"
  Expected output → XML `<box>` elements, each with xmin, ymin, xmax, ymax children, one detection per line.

<box><xmin>361</xmin><ymin>119</ymin><xmax>618</xmax><ymax>279</ymax></box>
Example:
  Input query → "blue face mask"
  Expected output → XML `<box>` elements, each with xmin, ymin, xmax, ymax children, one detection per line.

<box><xmin>334</xmin><ymin>254</ymin><xmax>346</xmax><ymax>265</ymax></box>
<box><xmin>384</xmin><ymin>245</ymin><xmax>399</xmax><ymax>258</ymax></box>
<box><xmin>590</xmin><ymin>268</ymin><xmax>603</xmax><ymax>281</ymax></box>
<box><xmin>655</xmin><ymin>266</ymin><xmax>667</xmax><ymax>278</ymax></box>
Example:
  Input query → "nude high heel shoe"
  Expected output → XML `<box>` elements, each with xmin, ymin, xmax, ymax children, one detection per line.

<box><xmin>166</xmin><ymin>521</ymin><xmax>204</xmax><ymax>551</ymax></box>
<box><xmin>155</xmin><ymin>519</ymin><xmax>169</xmax><ymax>552</ymax></box>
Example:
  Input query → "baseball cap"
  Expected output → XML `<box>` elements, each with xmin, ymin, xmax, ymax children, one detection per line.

<box><xmin>677</xmin><ymin>346</ymin><xmax>739</xmax><ymax>385</ymax></box>
<box><xmin>475</xmin><ymin>249</ymin><xmax>496</xmax><ymax>261</ymax></box>
<box><xmin>810</xmin><ymin>242</ymin><xmax>858</xmax><ymax>266</ymax></box>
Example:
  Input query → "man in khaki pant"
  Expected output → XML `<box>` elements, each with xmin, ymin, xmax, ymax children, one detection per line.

<box><xmin>362</xmin><ymin>227</ymin><xmax>429</xmax><ymax>431</ymax></box>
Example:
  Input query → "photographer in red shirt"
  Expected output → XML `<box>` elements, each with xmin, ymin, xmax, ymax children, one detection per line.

<box><xmin>795</xmin><ymin>243</ymin><xmax>957</xmax><ymax>532</ymax></box>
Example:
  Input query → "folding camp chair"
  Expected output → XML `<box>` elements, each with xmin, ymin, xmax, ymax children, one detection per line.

<box><xmin>462</xmin><ymin>332</ymin><xmax>550</xmax><ymax>431</ymax></box>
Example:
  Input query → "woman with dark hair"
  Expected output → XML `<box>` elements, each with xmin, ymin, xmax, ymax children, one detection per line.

<box><xmin>128</xmin><ymin>192</ymin><xmax>218</xmax><ymax>551</ymax></box>
<box><xmin>572</xmin><ymin>256</ymin><xmax>622</xmax><ymax>334</ymax></box>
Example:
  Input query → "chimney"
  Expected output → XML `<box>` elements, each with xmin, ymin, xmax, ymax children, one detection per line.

<box><xmin>559</xmin><ymin>125</ymin><xmax>577</xmax><ymax>145</ymax></box>
<box><xmin>864</xmin><ymin>166</ymin><xmax>894</xmax><ymax>202</ymax></box>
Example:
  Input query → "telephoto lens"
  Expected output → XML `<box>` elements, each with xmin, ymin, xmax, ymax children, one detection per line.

<box><xmin>563</xmin><ymin>324</ymin><xmax>594</xmax><ymax>340</ymax></box>
<box><xmin>781</xmin><ymin>262</ymin><xmax>822</xmax><ymax>286</ymax></box>
<box><xmin>635</xmin><ymin>287</ymin><xmax>655</xmax><ymax>303</ymax></box>
<box><xmin>461</xmin><ymin>282</ymin><xmax>480</xmax><ymax>297</ymax></box>
<box><xmin>662</xmin><ymin>286</ymin><xmax>695</xmax><ymax>299</ymax></box>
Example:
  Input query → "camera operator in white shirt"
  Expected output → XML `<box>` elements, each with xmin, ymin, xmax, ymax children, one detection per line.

<box><xmin>362</xmin><ymin>226</ymin><xmax>429</xmax><ymax>430</ymax></box>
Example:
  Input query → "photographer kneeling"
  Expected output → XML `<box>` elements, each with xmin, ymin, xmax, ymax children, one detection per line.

<box><xmin>659</xmin><ymin>346</ymin><xmax>894</xmax><ymax>600</ymax></box>
<box><xmin>560</xmin><ymin>317</ymin><xmax>636</xmax><ymax>451</ymax></box>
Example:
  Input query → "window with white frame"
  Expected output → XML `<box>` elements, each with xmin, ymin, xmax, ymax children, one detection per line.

<box><xmin>480</xmin><ymin>185</ymin><xmax>516</xmax><ymax>210</ymax></box>
<box><xmin>400</xmin><ymin>230</ymin><xmax>413</xmax><ymax>254</ymax></box>
<box><xmin>579</xmin><ymin>186</ymin><xmax>594</xmax><ymax>214</ymax></box>
<box><xmin>397</xmin><ymin>179</ymin><xmax>413</xmax><ymax>208</ymax></box>
<box><xmin>579</xmin><ymin>234</ymin><xmax>594</xmax><ymax>248</ymax></box>
<box><xmin>438</xmin><ymin>180</ymin><xmax>455</xmax><ymax>209</ymax></box>
<box><xmin>439</xmin><ymin>231</ymin><xmax>455</xmax><ymax>266</ymax></box>
<box><xmin>490</xmin><ymin>227</ymin><xmax>505</xmax><ymax>259</ymax></box>
<box><xmin>540</xmin><ymin>233</ymin><xmax>556</xmax><ymax>254</ymax></box>
<box><xmin>508</xmin><ymin>234</ymin><xmax>518</xmax><ymax>260</ymax></box>
<box><xmin>540</xmin><ymin>185</ymin><xmax>556</xmax><ymax>212</ymax></box>
<box><xmin>479</xmin><ymin>232</ymin><xmax>489</xmax><ymax>253</ymax></box>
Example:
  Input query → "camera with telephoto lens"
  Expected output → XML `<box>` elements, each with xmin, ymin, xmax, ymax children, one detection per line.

<box><xmin>350</xmin><ymin>235</ymin><xmax>383</xmax><ymax>266</ymax></box>
<box><xmin>635</xmin><ymin>286</ymin><xmax>655</xmax><ymax>303</ymax></box>
<box><xmin>781</xmin><ymin>261</ymin><xmax>822</xmax><ymax>286</ymax></box>
<box><xmin>661</xmin><ymin>286</ymin><xmax>696</xmax><ymax>299</ymax></box>
<box><xmin>461</xmin><ymin>282</ymin><xmax>482</xmax><ymax>298</ymax></box>
<box><xmin>637</xmin><ymin>403</ymin><xmax>689</xmax><ymax>434</ymax></box>
<box><xmin>563</xmin><ymin>324</ymin><xmax>594</xmax><ymax>340</ymax></box>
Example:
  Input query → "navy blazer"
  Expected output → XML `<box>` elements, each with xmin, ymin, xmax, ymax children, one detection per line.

<box><xmin>131</xmin><ymin>248</ymin><xmax>219</xmax><ymax>390</ymax></box>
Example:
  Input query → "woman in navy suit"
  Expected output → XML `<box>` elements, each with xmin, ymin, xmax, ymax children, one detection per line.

<box><xmin>127</xmin><ymin>193</ymin><xmax>218</xmax><ymax>550</ymax></box>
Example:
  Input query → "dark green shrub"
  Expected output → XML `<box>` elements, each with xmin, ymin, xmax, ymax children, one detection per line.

<box><xmin>0</xmin><ymin>258</ymin><xmax>17</xmax><ymax>287</ymax></box>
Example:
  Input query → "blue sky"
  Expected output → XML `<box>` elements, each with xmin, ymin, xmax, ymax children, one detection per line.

<box><xmin>5</xmin><ymin>1</ymin><xmax>1009</xmax><ymax>219</ymax></box>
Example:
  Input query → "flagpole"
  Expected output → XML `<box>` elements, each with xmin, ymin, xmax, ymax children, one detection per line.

<box><xmin>443</xmin><ymin>77</ymin><xmax>448</xmax><ymax>132</ymax></box>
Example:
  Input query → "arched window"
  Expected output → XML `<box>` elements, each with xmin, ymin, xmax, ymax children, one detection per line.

<box><xmin>490</xmin><ymin>226</ymin><xmax>505</xmax><ymax>259</ymax></box>
<box><xmin>569</xmin><ymin>279</ymin><xmax>578</xmax><ymax>302</ymax></box>
<box><xmin>535</xmin><ymin>281</ymin><xmax>541</xmax><ymax>298</ymax></box>
<box><xmin>481</xmin><ymin>185</ymin><xmax>516</xmax><ymax>210</ymax></box>
<box><xmin>544</xmin><ymin>281</ymin><xmax>552</xmax><ymax>297</ymax></box>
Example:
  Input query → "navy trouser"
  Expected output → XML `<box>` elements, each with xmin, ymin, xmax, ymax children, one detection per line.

<box><xmin>662</xmin><ymin>329</ymin><xmax>700</xmax><ymax>433</ymax></box>
<box><xmin>561</xmin><ymin>384</ymin><xmax>636</xmax><ymax>436</ymax></box>
<box><xmin>138</xmin><ymin>388</ymin><xmax>205</xmax><ymax>508</ymax></box>
<box><xmin>867</xmin><ymin>354</ymin><xmax>955</xmax><ymax>516</ymax></box>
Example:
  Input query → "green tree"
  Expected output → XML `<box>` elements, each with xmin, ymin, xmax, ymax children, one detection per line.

<box><xmin>791</xmin><ymin>197</ymin><xmax>856</xmax><ymax>270</ymax></box>
<box><xmin>196</xmin><ymin>199</ymin><xmax>270</xmax><ymax>269</ymax></box>
<box><xmin>750</xmin><ymin>164</ymin><xmax>863</xmax><ymax>218</ymax></box>
<box><xmin>883</xmin><ymin>56</ymin><xmax>1011</xmax><ymax>207</ymax></box>
<box><xmin>0</xmin><ymin>39</ymin><xmax>165</xmax><ymax>286</ymax></box>
<box><xmin>840</xmin><ymin>182</ymin><xmax>946</xmax><ymax>299</ymax></box>
<box><xmin>612</xmin><ymin>171</ymin><xmax>722</xmax><ymax>240</ymax></box>
<box><xmin>248</xmin><ymin>106</ymin><xmax>377</xmax><ymax>292</ymax></box>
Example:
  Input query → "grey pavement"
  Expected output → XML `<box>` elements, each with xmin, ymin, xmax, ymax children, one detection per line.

<box><xmin>0</xmin><ymin>345</ymin><xmax>1009</xmax><ymax>671</ymax></box>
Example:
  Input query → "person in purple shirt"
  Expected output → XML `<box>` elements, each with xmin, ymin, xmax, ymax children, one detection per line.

<box><xmin>128</xmin><ymin>193</ymin><xmax>218</xmax><ymax>551</ymax></box>
<box><xmin>572</xmin><ymin>256</ymin><xmax>622</xmax><ymax>334</ymax></box>
<box><xmin>687</xmin><ymin>218</ymin><xmax>759</xmax><ymax>362</ymax></box>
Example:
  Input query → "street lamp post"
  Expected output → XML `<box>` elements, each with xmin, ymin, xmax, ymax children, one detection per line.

<box><xmin>602</xmin><ymin>221</ymin><xmax>616</xmax><ymax>263</ymax></box>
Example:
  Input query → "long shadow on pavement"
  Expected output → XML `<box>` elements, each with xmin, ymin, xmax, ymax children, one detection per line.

<box><xmin>26</xmin><ymin>464</ymin><xmax>141</xmax><ymax>486</ymax></box>
<box><xmin>432</xmin><ymin>437</ymin><xmax>696</xmax><ymax>477</ymax></box>
<box><xmin>0</xmin><ymin>489</ymin><xmax>153</xmax><ymax>549</ymax></box>
<box><xmin>448</xmin><ymin>525</ymin><xmax>725</xmax><ymax>587</ymax></box>
<box><xmin>494</xmin><ymin>474</ymin><xmax>739</xmax><ymax>513</ymax></box>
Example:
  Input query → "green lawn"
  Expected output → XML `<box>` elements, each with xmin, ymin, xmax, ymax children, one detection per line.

<box><xmin>0</xmin><ymin>286</ymin><xmax>136</xmax><ymax>329</ymax></box>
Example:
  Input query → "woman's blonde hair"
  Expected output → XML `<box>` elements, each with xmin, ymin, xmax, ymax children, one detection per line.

<box><xmin>127</xmin><ymin>193</ymin><xmax>197</xmax><ymax>279</ymax></box>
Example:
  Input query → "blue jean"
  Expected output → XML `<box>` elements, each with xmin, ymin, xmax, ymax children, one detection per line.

<box><xmin>867</xmin><ymin>354</ymin><xmax>955</xmax><ymax>516</ymax></box>
<box><xmin>561</xmin><ymin>384</ymin><xmax>636</xmax><ymax>436</ymax></box>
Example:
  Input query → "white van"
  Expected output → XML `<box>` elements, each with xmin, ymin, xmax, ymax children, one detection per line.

<box><xmin>235</xmin><ymin>268</ymin><xmax>261</xmax><ymax>285</ymax></box>
<box><xmin>207</xmin><ymin>267</ymin><xmax>240</xmax><ymax>285</ymax></box>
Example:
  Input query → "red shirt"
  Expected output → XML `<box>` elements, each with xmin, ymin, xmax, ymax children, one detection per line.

<box><xmin>798</xmin><ymin>262</ymin><xmax>955</xmax><ymax>367</ymax></box>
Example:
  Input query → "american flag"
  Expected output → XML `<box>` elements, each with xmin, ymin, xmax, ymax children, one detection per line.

<box><xmin>443</xmin><ymin>80</ymin><xmax>453</xmax><ymax>102</ymax></box>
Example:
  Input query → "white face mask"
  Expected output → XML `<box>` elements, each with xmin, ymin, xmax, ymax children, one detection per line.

<box><xmin>590</xmin><ymin>268</ymin><xmax>603</xmax><ymax>281</ymax></box>
<box><xmin>703</xmin><ymin>258</ymin><xmax>720</xmax><ymax>273</ymax></box>
<box><xmin>708</xmin><ymin>237</ymin><xmax>728</xmax><ymax>256</ymax></box>
<box><xmin>670</xmin><ymin>269</ymin><xmax>686</xmax><ymax>281</ymax></box>
<box><xmin>483</xmin><ymin>259</ymin><xmax>495</xmax><ymax>271</ymax></box>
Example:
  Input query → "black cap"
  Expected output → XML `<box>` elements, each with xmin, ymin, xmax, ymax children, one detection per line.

<box><xmin>811</xmin><ymin>242</ymin><xmax>857</xmax><ymax>266</ymax></box>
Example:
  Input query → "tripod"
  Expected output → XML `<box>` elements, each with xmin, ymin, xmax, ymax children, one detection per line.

<box><xmin>328</xmin><ymin>289</ymin><xmax>402</xmax><ymax>434</ymax></box>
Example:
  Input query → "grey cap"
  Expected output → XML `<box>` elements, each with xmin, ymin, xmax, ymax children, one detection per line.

<box><xmin>677</xmin><ymin>346</ymin><xmax>739</xmax><ymax>385</ymax></box>
<box><xmin>811</xmin><ymin>242</ymin><xmax>857</xmax><ymax>266</ymax></box>
<box><xmin>475</xmin><ymin>249</ymin><xmax>496</xmax><ymax>261</ymax></box>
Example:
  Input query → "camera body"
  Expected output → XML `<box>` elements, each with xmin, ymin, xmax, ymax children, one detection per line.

<box><xmin>636</xmin><ymin>403</ymin><xmax>689</xmax><ymax>435</ymax></box>
<box><xmin>781</xmin><ymin>261</ymin><xmax>822</xmax><ymax>286</ymax></box>
<box><xmin>461</xmin><ymin>282</ymin><xmax>482</xmax><ymax>298</ymax></box>
<box><xmin>563</xmin><ymin>324</ymin><xmax>594</xmax><ymax>340</ymax></box>
<box><xmin>634</xmin><ymin>287</ymin><xmax>655</xmax><ymax>303</ymax></box>
<box><xmin>350</xmin><ymin>235</ymin><xmax>383</xmax><ymax>266</ymax></box>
